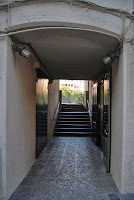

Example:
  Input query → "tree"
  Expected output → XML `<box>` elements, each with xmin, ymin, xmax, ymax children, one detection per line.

<box><xmin>60</xmin><ymin>84</ymin><xmax>84</xmax><ymax>104</ymax></box>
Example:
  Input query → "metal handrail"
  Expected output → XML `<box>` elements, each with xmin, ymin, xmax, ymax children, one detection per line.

<box><xmin>87</xmin><ymin>100</ymin><xmax>92</xmax><ymax>127</ymax></box>
<box><xmin>53</xmin><ymin>102</ymin><xmax>60</xmax><ymax>121</ymax></box>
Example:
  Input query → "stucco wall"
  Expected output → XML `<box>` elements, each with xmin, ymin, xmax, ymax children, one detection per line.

<box><xmin>121</xmin><ymin>42</ymin><xmax>134</xmax><ymax>194</ymax></box>
<box><xmin>111</xmin><ymin>42</ymin><xmax>134</xmax><ymax>194</ymax></box>
<box><xmin>6</xmin><ymin>38</ymin><xmax>36</xmax><ymax>199</ymax></box>
<box><xmin>86</xmin><ymin>0</ymin><xmax>133</xmax><ymax>12</ymax></box>
<box><xmin>0</xmin><ymin>38</ymin><xmax>7</xmax><ymax>200</ymax></box>
<box><xmin>111</xmin><ymin>56</ymin><xmax>123</xmax><ymax>191</ymax></box>
<box><xmin>7</xmin><ymin>1</ymin><xmax>123</xmax><ymax>40</ymax></box>
<box><xmin>47</xmin><ymin>80</ymin><xmax>59</xmax><ymax>143</ymax></box>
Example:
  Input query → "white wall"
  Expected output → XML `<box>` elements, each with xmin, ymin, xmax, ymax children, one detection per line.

<box><xmin>0</xmin><ymin>38</ymin><xmax>8</xmax><ymax>200</ymax></box>
<box><xmin>47</xmin><ymin>80</ymin><xmax>59</xmax><ymax>143</ymax></box>
<box><xmin>111</xmin><ymin>41</ymin><xmax>134</xmax><ymax>194</ymax></box>
<box><xmin>121</xmin><ymin>42</ymin><xmax>134</xmax><ymax>194</ymax></box>
<box><xmin>6</xmin><ymin>38</ymin><xmax>36</xmax><ymax>199</ymax></box>
<box><xmin>111</xmin><ymin>56</ymin><xmax>123</xmax><ymax>192</ymax></box>
<box><xmin>86</xmin><ymin>0</ymin><xmax>133</xmax><ymax>12</ymax></box>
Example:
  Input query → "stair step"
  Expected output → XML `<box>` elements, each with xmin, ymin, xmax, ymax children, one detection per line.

<box><xmin>57</xmin><ymin>118</ymin><xmax>90</xmax><ymax>121</ymax></box>
<box><xmin>62</xmin><ymin>104</ymin><xmax>84</xmax><ymax>106</ymax></box>
<box><xmin>62</xmin><ymin>108</ymin><xmax>84</xmax><ymax>110</ymax></box>
<box><xmin>54</xmin><ymin>132</ymin><xmax>97</xmax><ymax>137</ymax></box>
<box><xmin>59</xmin><ymin>112</ymin><xmax>89</xmax><ymax>115</ymax></box>
<box><xmin>57</xmin><ymin>115</ymin><xmax>90</xmax><ymax>118</ymax></box>
<box><xmin>56</xmin><ymin>121</ymin><xmax>91</xmax><ymax>124</ymax></box>
<box><xmin>61</xmin><ymin>110</ymin><xmax>86</xmax><ymax>112</ymax></box>
<box><xmin>54</xmin><ymin>128</ymin><xmax>97</xmax><ymax>132</ymax></box>
<box><xmin>55</xmin><ymin>124</ymin><xmax>91</xmax><ymax>128</ymax></box>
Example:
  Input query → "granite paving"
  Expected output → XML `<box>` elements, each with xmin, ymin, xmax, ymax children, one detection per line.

<box><xmin>9</xmin><ymin>137</ymin><xmax>134</xmax><ymax>200</ymax></box>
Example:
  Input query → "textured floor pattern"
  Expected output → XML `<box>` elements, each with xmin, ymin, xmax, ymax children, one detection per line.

<box><xmin>10</xmin><ymin>137</ymin><xmax>134</xmax><ymax>200</ymax></box>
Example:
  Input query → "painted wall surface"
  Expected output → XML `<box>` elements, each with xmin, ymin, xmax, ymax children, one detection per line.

<box><xmin>3</xmin><ymin>0</ymin><xmax>133</xmax><ymax>12</ymax></box>
<box><xmin>8</xmin><ymin>1</ymin><xmax>123</xmax><ymax>39</ymax></box>
<box><xmin>111</xmin><ymin>42</ymin><xmax>134</xmax><ymax>194</ymax></box>
<box><xmin>47</xmin><ymin>80</ymin><xmax>59</xmax><ymax>143</ymax></box>
<box><xmin>0</xmin><ymin>38</ymin><xmax>7</xmax><ymax>200</ymax></box>
<box><xmin>6</xmin><ymin>38</ymin><xmax>36</xmax><ymax>199</ymax></box>
<box><xmin>86</xmin><ymin>0</ymin><xmax>133</xmax><ymax>12</ymax></box>
<box><xmin>121</xmin><ymin>42</ymin><xmax>134</xmax><ymax>194</ymax></box>
<box><xmin>111</xmin><ymin>56</ymin><xmax>123</xmax><ymax>192</ymax></box>
<box><xmin>36</xmin><ymin>79</ymin><xmax>48</xmax><ymax>157</ymax></box>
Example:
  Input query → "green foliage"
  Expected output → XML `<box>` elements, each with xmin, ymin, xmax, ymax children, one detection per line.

<box><xmin>60</xmin><ymin>85</ymin><xmax>84</xmax><ymax>104</ymax></box>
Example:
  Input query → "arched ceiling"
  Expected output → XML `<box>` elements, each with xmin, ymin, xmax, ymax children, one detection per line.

<box><xmin>13</xmin><ymin>28</ymin><xmax>120</xmax><ymax>80</ymax></box>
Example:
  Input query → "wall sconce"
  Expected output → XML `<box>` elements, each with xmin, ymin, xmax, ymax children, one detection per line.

<box><xmin>102</xmin><ymin>50</ymin><xmax>120</xmax><ymax>65</ymax></box>
<box><xmin>13</xmin><ymin>44</ymin><xmax>31</xmax><ymax>58</ymax></box>
<box><xmin>102</xmin><ymin>55</ymin><xmax>112</xmax><ymax>65</ymax></box>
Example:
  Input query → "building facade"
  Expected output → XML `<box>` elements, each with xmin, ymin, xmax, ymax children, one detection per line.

<box><xmin>0</xmin><ymin>0</ymin><xmax>134</xmax><ymax>199</ymax></box>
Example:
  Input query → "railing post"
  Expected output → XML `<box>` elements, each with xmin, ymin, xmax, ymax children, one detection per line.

<box><xmin>59</xmin><ymin>90</ymin><xmax>62</xmax><ymax>112</ymax></box>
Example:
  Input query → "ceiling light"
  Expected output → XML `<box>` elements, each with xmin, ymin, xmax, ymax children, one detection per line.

<box><xmin>13</xmin><ymin>44</ymin><xmax>31</xmax><ymax>58</ymax></box>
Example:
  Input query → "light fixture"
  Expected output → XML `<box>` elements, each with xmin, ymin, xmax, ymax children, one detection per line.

<box><xmin>102</xmin><ymin>50</ymin><xmax>120</xmax><ymax>65</ymax></box>
<box><xmin>13</xmin><ymin>44</ymin><xmax>31</xmax><ymax>58</ymax></box>
<box><xmin>102</xmin><ymin>55</ymin><xmax>112</xmax><ymax>65</ymax></box>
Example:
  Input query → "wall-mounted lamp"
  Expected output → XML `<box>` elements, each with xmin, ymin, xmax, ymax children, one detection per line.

<box><xmin>102</xmin><ymin>50</ymin><xmax>120</xmax><ymax>65</ymax></box>
<box><xmin>13</xmin><ymin>44</ymin><xmax>31</xmax><ymax>58</ymax></box>
<box><xmin>102</xmin><ymin>55</ymin><xmax>112</xmax><ymax>65</ymax></box>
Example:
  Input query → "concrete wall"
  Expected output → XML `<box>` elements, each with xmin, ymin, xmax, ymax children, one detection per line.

<box><xmin>0</xmin><ymin>38</ymin><xmax>8</xmax><ymax>200</ymax></box>
<box><xmin>121</xmin><ymin>42</ymin><xmax>134</xmax><ymax>194</ymax></box>
<box><xmin>1</xmin><ymin>0</ymin><xmax>133</xmax><ymax>12</ymax></box>
<box><xmin>47</xmin><ymin>80</ymin><xmax>59</xmax><ymax>143</ymax></box>
<box><xmin>87</xmin><ymin>0</ymin><xmax>133</xmax><ymax>12</ymax></box>
<box><xmin>111</xmin><ymin>41</ymin><xmax>134</xmax><ymax>194</ymax></box>
<box><xmin>0</xmin><ymin>37</ymin><xmax>36</xmax><ymax>200</ymax></box>
<box><xmin>7</xmin><ymin>1</ymin><xmax>123</xmax><ymax>40</ymax></box>
<box><xmin>111</xmin><ymin>56</ymin><xmax>123</xmax><ymax>192</ymax></box>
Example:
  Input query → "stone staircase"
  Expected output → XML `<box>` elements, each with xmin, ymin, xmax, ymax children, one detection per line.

<box><xmin>54</xmin><ymin>104</ymin><xmax>97</xmax><ymax>137</ymax></box>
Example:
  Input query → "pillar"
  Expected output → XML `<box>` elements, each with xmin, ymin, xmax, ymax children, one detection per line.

<box><xmin>0</xmin><ymin>37</ymin><xmax>7</xmax><ymax>200</ymax></box>
<box><xmin>47</xmin><ymin>80</ymin><xmax>59</xmax><ymax>143</ymax></box>
<box><xmin>111</xmin><ymin>41</ymin><xmax>134</xmax><ymax>194</ymax></box>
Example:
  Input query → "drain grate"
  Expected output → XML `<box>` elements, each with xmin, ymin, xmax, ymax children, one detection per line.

<box><xmin>108</xmin><ymin>194</ymin><xmax>121</xmax><ymax>200</ymax></box>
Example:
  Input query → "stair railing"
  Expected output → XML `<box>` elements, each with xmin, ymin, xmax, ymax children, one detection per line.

<box><xmin>87</xmin><ymin>100</ymin><xmax>92</xmax><ymax>128</ymax></box>
<box><xmin>53</xmin><ymin>102</ymin><xmax>60</xmax><ymax>121</ymax></box>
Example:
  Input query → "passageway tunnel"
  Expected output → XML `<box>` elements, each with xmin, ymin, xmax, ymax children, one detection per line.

<box><xmin>10</xmin><ymin>25</ymin><xmax>119</xmax><ymax>186</ymax></box>
<box><xmin>12</xmin><ymin>27</ymin><xmax>119</xmax><ymax>165</ymax></box>
<box><xmin>1</xmin><ymin>0</ymin><xmax>134</xmax><ymax>199</ymax></box>
<box><xmin>1</xmin><ymin>1</ymin><xmax>134</xmax><ymax>199</ymax></box>
<box><xmin>12</xmin><ymin>27</ymin><xmax>120</xmax><ymax>169</ymax></box>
